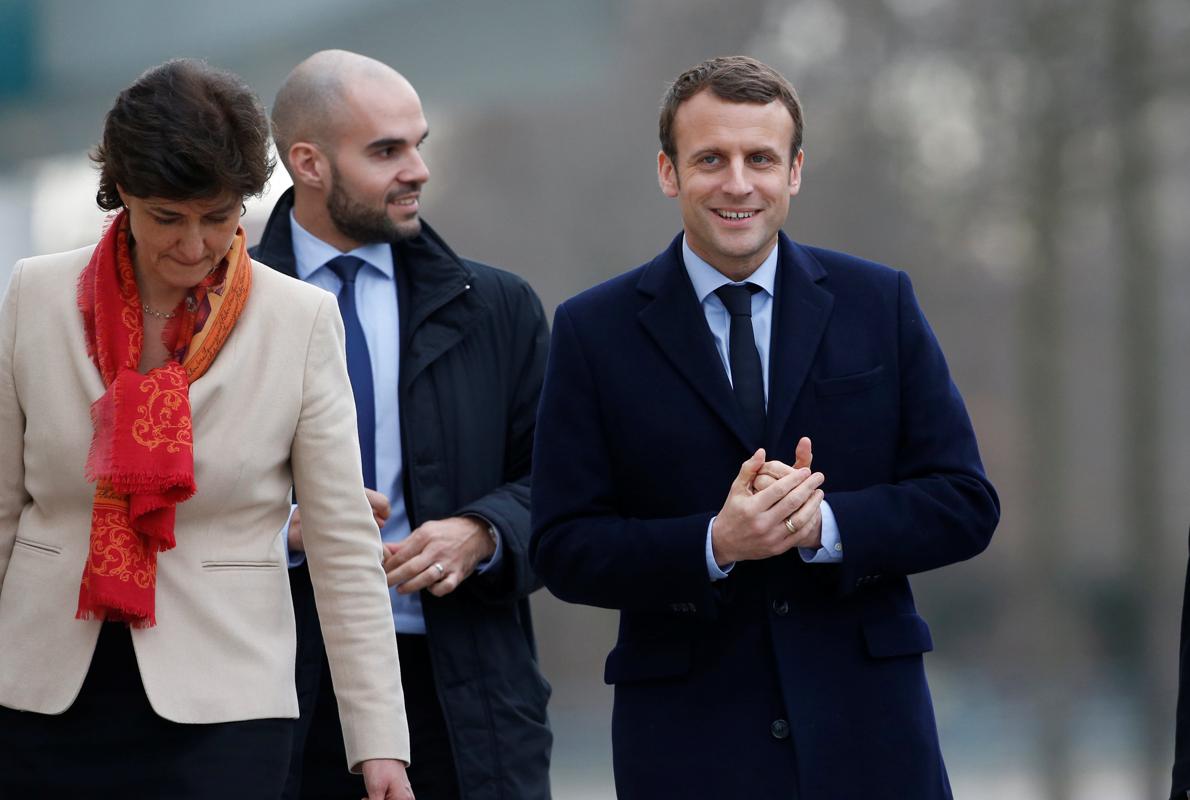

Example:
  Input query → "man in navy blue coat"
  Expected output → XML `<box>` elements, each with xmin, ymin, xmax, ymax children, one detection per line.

<box><xmin>531</xmin><ymin>56</ymin><xmax>999</xmax><ymax>799</ymax></box>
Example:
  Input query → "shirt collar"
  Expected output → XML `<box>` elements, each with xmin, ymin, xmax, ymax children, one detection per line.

<box><xmin>682</xmin><ymin>233</ymin><xmax>778</xmax><ymax>303</ymax></box>
<box><xmin>290</xmin><ymin>210</ymin><xmax>394</xmax><ymax>281</ymax></box>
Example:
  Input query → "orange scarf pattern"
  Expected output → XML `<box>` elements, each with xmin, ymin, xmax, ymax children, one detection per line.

<box><xmin>76</xmin><ymin>211</ymin><xmax>251</xmax><ymax>626</ymax></box>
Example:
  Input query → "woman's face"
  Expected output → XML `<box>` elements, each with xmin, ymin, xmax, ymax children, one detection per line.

<box><xmin>119</xmin><ymin>189</ymin><xmax>241</xmax><ymax>296</ymax></box>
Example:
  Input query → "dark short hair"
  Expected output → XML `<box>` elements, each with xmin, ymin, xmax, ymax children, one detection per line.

<box><xmin>92</xmin><ymin>59</ymin><xmax>274</xmax><ymax>210</ymax></box>
<box><xmin>659</xmin><ymin>56</ymin><xmax>804</xmax><ymax>163</ymax></box>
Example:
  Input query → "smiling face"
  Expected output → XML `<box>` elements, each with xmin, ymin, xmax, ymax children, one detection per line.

<box><xmin>658</xmin><ymin>90</ymin><xmax>803</xmax><ymax>281</ymax></box>
<box><xmin>322</xmin><ymin>74</ymin><xmax>430</xmax><ymax>247</ymax></box>
<box><xmin>119</xmin><ymin>190</ymin><xmax>241</xmax><ymax>301</ymax></box>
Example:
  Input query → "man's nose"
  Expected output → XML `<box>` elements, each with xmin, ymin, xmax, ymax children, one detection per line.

<box><xmin>722</xmin><ymin>159</ymin><xmax>752</xmax><ymax>195</ymax></box>
<box><xmin>400</xmin><ymin>149</ymin><xmax>430</xmax><ymax>186</ymax></box>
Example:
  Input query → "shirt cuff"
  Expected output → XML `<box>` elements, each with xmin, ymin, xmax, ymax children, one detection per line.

<box><xmin>705</xmin><ymin>516</ymin><xmax>733</xmax><ymax>580</ymax></box>
<box><xmin>283</xmin><ymin>504</ymin><xmax>306</xmax><ymax>568</ymax></box>
<box><xmin>799</xmin><ymin>500</ymin><xmax>842</xmax><ymax>564</ymax></box>
<box><xmin>468</xmin><ymin>515</ymin><xmax>503</xmax><ymax>575</ymax></box>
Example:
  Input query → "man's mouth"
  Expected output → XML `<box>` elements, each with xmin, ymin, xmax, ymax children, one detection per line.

<box><xmin>715</xmin><ymin>210</ymin><xmax>755</xmax><ymax>220</ymax></box>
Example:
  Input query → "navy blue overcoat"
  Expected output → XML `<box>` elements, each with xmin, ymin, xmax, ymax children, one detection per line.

<box><xmin>531</xmin><ymin>231</ymin><xmax>999</xmax><ymax>799</ymax></box>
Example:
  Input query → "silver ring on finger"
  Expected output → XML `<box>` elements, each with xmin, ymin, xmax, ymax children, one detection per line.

<box><xmin>433</xmin><ymin>562</ymin><xmax>445</xmax><ymax>579</ymax></box>
<box><xmin>784</xmin><ymin>516</ymin><xmax>797</xmax><ymax>535</ymax></box>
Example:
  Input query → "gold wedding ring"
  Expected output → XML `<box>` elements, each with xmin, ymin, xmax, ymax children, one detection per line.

<box><xmin>784</xmin><ymin>516</ymin><xmax>797</xmax><ymax>535</ymax></box>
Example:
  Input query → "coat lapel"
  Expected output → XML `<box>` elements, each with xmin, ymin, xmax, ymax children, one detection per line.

<box><xmin>765</xmin><ymin>234</ymin><xmax>833</xmax><ymax>449</ymax></box>
<box><xmin>396</xmin><ymin>225</ymin><xmax>485</xmax><ymax>391</ymax></box>
<box><xmin>637</xmin><ymin>236</ymin><xmax>757</xmax><ymax>453</ymax></box>
<box><xmin>249</xmin><ymin>188</ymin><xmax>298</xmax><ymax>278</ymax></box>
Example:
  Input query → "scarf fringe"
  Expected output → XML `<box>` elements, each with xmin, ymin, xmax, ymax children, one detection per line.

<box><xmin>75</xmin><ymin>607</ymin><xmax>157</xmax><ymax>628</ymax></box>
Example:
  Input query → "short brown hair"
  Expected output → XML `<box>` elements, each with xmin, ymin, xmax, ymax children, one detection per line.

<box><xmin>92</xmin><ymin>59</ymin><xmax>274</xmax><ymax>210</ymax></box>
<box><xmin>659</xmin><ymin>56</ymin><xmax>804</xmax><ymax>163</ymax></box>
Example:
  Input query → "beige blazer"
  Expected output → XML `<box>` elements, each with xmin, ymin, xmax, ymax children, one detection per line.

<box><xmin>0</xmin><ymin>245</ymin><xmax>409</xmax><ymax>768</ymax></box>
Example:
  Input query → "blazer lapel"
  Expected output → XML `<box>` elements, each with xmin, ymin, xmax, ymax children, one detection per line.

<box><xmin>765</xmin><ymin>234</ymin><xmax>833</xmax><ymax>449</ymax></box>
<box><xmin>637</xmin><ymin>236</ymin><xmax>757</xmax><ymax>453</ymax></box>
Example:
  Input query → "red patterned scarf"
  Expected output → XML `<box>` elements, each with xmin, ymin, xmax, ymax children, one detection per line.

<box><xmin>76</xmin><ymin>210</ymin><xmax>251</xmax><ymax>626</ymax></box>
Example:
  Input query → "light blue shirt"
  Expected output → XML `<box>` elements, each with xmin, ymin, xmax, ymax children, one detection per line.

<box><xmin>286</xmin><ymin>212</ymin><xmax>500</xmax><ymax>633</ymax></box>
<box><xmin>681</xmin><ymin>235</ymin><xmax>843</xmax><ymax>579</ymax></box>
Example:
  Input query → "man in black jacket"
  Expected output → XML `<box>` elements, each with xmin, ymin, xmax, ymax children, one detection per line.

<box><xmin>253</xmin><ymin>50</ymin><xmax>552</xmax><ymax>800</ymax></box>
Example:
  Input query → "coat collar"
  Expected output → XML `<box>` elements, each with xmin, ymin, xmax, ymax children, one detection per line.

<box><xmin>253</xmin><ymin>187</ymin><xmax>485</xmax><ymax>387</ymax></box>
<box><xmin>635</xmin><ymin>231</ymin><xmax>833</xmax><ymax>453</ymax></box>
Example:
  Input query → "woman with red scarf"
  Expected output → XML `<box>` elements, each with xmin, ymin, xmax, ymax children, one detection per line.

<box><xmin>0</xmin><ymin>60</ymin><xmax>412</xmax><ymax>799</ymax></box>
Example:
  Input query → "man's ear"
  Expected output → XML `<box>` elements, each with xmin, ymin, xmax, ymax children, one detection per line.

<box><xmin>789</xmin><ymin>149</ymin><xmax>805</xmax><ymax>197</ymax></box>
<box><xmin>658</xmin><ymin>150</ymin><xmax>679</xmax><ymax>198</ymax></box>
<box><xmin>288</xmin><ymin>142</ymin><xmax>330</xmax><ymax>191</ymax></box>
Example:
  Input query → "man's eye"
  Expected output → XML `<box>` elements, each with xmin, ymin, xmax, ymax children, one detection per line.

<box><xmin>152</xmin><ymin>216</ymin><xmax>176</xmax><ymax>225</ymax></box>
<box><xmin>701</xmin><ymin>155</ymin><xmax>720</xmax><ymax>166</ymax></box>
<box><xmin>750</xmin><ymin>154</ymin><xmax>772</xmax><ymax>165</ymax></box>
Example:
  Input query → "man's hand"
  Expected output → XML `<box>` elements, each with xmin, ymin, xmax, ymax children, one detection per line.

<box><xmin>288</xmin><ymin>488</ymin><xmax>391</xmax><ymax>554</ymax></box>
<box><xmin>360</xmin><ymin>758</ymin><xmax>414</xmax><ymax>800</ymax></box>
<box><xmin>288</xmin><ymin>507</ymin><xmax>305</xmax><ymax>553</ymax></box>
<box><xmin>753</xmin><ymin>436</ymin><xmax>813</xmax><ymax>492</ymax></box>
<box><xmin>383</xmin><ymin>516</ymin><xmax>496</xmax><ymax>597</ymax></box>
<box><xmin>364</xmin><ymin>488</ymin><xmax>392</xmax><ymax>530</ymax></box>
<box><xmin>749</xmin><ymin>437</ymin><xmax>825</xmax><ymax>551</ymax></box>
<box><xmin>711</xmin><ymin>448</ymin><xmax>825</xmax><ymax>566</ymax></box>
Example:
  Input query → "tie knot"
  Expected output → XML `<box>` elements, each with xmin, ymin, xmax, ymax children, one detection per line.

<box><xmin>714</xmin><ymin>283</ymin><xmax>761</xmax><ymax>317</ymax></box>
<box><xmin>327</xmin><ymin>255</ymin><xmax>366</xmax><ymax>285</ymax></box>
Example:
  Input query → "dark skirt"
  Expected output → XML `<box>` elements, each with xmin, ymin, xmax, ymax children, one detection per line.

<box><xmin>0</xmin><ymin>622</ymin><xmax>294</xmax><ymax>800</ymax></box>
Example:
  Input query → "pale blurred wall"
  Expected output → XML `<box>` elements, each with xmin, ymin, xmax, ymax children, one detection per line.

<box><xmin>3</xmin><ymin>1</ymin><xmax>1189</xmax><ymax>798</ymax></box>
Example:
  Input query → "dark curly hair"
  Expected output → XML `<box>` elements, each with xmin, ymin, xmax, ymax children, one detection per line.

<box><xmin>92</xmin><ymin>59</ymin><xmax>274</xmax><ymax>210</ymax></box>
<box><xmin>659</xmin><ymin>56</ymin><xmax>804</xmax><ymax>164</ymax></box>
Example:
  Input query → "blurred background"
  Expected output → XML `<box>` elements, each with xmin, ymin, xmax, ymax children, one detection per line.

<box><xmin>2</xmin><ymin>0</ymin><xmax>1187</xmax><ymax>796</ymax></box>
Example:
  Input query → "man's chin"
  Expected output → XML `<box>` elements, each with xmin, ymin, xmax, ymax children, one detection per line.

<box><xmin>714</xmin><ymin>231</ymin><xmax>777</xmax><ymax>260</ymax></box>
<box><xmin>393</xmin><ymin>218</ymin><xmax>423</xmax><ymax>241</ymax></box>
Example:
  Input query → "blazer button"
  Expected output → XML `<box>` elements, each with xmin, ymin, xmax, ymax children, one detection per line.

<box><xmin>770</xmin><ymin>719</ymin><xmax>790</xmax><ymax>740</ymax></box>
<box><xmin>771</xmin><ymin>599</ymin><xmax>790</xmax><ymax>617</ymax></box>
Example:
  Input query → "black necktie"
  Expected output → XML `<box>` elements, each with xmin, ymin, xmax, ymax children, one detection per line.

<box><xmin>714</xmin><ymin>283</ymin><xmax>765</xmax><ymax>442</ymax></box>
<box><xmin>326</xmin><ymin>255</ymin><xmax>377</xmax><ymax>490</ymax></box>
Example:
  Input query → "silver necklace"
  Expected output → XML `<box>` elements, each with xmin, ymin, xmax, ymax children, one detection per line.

<box><xmin>141</xmin><ymin>295</ymin><xmax>197</xmax><ymax>320</ymax></box>
<box><xmin>142</xmin><ymin>302</ymin><xmax>176</xmax><ymax>320</ymax></box>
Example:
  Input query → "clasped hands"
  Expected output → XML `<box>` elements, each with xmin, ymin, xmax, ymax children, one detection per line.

<box><xmin>288</xmin><ymin>490</ymin><xmax>496</xmax><ymax>597</ymax></box>
<box><xmin>710</xmin><ymin>436</ymin><xmax>826</xmax><ymax>568</ymax></box>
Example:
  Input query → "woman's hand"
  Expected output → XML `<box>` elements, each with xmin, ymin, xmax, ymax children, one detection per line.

<box><xmin>360</xmin><ymin>758</ymin><xmax>414</xmax><ymax>799</ymax></box>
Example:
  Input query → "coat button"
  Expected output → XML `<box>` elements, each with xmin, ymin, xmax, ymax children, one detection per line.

<box><xmin>771</xmin><ymin>599</ymin><xmax>790</xmax><ymax>617</ymax></box>
<box><xmin>770</xmin><ymin>719</ymin><xmax>790</xmax><ymax>740</ymax></box>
